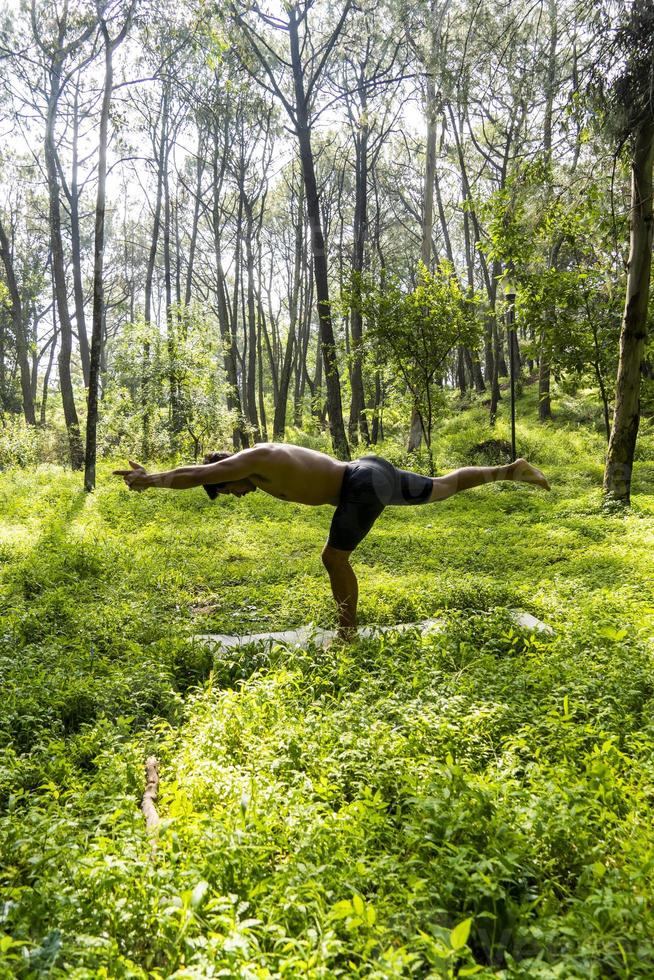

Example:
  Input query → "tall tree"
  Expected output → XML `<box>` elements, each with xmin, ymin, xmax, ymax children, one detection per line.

<box><xmin>406</xmin><ymin>0</ymin><xmax>450</xmax><ymax>451</ymax></box>
<box><xmin>231</xmin><ymin>0</ymin><xmax>351</xmax><ymax>459</ymax></box>
<box><xmin>604</xmin><ymin>1</ymin><xmax>654</xmax><ymax>504</ymax></box>
<box><xmin>0</xmin><ymin>213</ymin><xmax>36</xmax><ymax>424</ymax></box>
<box><xmin>334</xmin><ymin>15</ymin><xmax>405</xmax><ymax>445</ymax></box>
<box><xmin>31</xmin><ymin>0</ymin><xmax>96</xmax><ymax>468</ymax></box>
<box><xmin>84</xmin><ymin>0</ymin><xmax>133</xmax><ymax>492</ymax></box>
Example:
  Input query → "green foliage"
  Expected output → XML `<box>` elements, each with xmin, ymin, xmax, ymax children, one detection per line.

<box><xmin>0</xmin><ymin>396</ymin><xmax>653</xmax><ymax>976</ymax></box>
<box><xmin>365</xmin><ymin>263</ymin><xmax>481</xmax><ymax>447</ymax></box>
<box><xmin>101</xmin><ymin>310</ymin><xmax>237</xmax><ymax>462</ymax></box>
<box><xmin>482</xmin><ymin>163</ymin><xmax>624</xmax><ymax>427</ymax></box>
<box><xmin>0</xmin><ymin>416</ymin><xmax>49</xmax><ymax>467</ymax></box>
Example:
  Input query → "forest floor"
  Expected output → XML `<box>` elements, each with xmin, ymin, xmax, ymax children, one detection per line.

<box><xmin>1</xmin><ymin>388</ymin><xmax>654</xmax><ymax>977</ymax></box>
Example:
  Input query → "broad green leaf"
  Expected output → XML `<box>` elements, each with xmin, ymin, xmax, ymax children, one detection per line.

<box><xmin>190</xmin><ymin>880</ymin><xmax>209</xmax><ymax>909</ymax></box>
<box><xmin>450</xmin><ymin>917</ymin><xmax>472</xmax><ymax>950</ymax></box>
<box><xmin>330</xmin><ymin>900</ymin><xmax>353</xmax><ymax>920</ymax></box>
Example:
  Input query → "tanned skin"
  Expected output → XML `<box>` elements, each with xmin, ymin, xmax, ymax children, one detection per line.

<box><xmin>114</xmin><ymin>443</ymin><xmax>550</xmax><ymax>640</ymax></box>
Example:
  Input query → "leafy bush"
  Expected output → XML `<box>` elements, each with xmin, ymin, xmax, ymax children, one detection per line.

<box><xmin>0</xmin><ymin>416</ymin><xmax>48</xmax><ymax>468</ymax></box>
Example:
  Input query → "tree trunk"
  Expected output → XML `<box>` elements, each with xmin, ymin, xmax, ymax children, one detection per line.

<box><xmin>457</xmin><ymin>346</ymin><xmax>467</xmax><ymax>396</ymax></box>
<box><xmin>184</xmin><ymin>129</ymin><xmax>204</xmax><ymax>308</ymax></box>
<box><xmin>293</xmin><ymin>274</ymin><xmax>311</xmax><ymax>427</ymax></box>
<box><xmin>0</xmin><ymin>216</ymin><xmax>36</xmax><ymax>424</ymax></box>
<box><xmin>408</xmin><ymin>71</ymin><xmax>439</xmax><ymax>453</ymax></box>
<box><xmin>489</xmin><ymin>316</ymin><xmax>502</xmax><ymax>423</ymax></box>
<box><xmin>538</xmin><ymin>0</ymin><xmax>557</xmax><ymax>425</ymax></box>
<box><xmin>163</xmin><ymin>140</ymin><xmax>181</xmax><ymax>439</ymax></box>
<box><xmin>538</xmin><ymin>344</ymin><xmax>553</xmax><ymax>422</ymax></box>
<box><xmin>40</xmin><ymin>325</ymin><xmax>57</xmax><ymax>426</ymax></box>
<box><xmin>70</xmin><ymin>82</ymin><xmax>90</xmax><ymax>387</ymax></box>
<box><xmin>45</xmin><ymin>65</ymin><xmax>84</xmax><ymax>468</ymax></box>
<box><xmin>273</xmin><ymin>180</ymin><xmax>303</xmax><ymax>440</ymax></box>
<box><xmin>257</xmin><ymin>314</ymin><xmax>268</xmax><ymax>441</ymax></box>
<box><xmin>231</xmin><ymin>190</ymin><xmax>245</xmax><ymax>398</ymax></box>
<box><xmin>348</xmin><ymin>74</ymin><xmax>371</xmax><ymax>447</ymax></box>
<box><xmin>289</xmin><ymin>10</ymin><xmax>349</xmax><ymax>459</ymax></box>
<box><xmin>142</xmin><ymin>83</ymin><xmax>169</xmax><ymax>461</ymax></box>
<box><xmin>85</xmin><ymin>19</ymin><xmax>120</xmax><ymax>491</ymax></box>
<box><xmin>212</xmin><ymin>140</ymin><xmax>248</xmax><ymax>449</ymax></box>
<box><xmin>243</xmin><ymin>202</ymin><xmax>260</xmax><ymax>439</ymax></box>
<box><xmin>371</xmin><ymin>366</ymin><xmax>383</xmax><ymax>444</ymax></box>
<box><xmin>604</xmin><ymin>116</ymin><xmax>654</xmax><ymax>503</ymax></box>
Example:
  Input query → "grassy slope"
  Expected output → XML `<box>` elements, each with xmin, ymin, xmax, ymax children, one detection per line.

<box><xmin>1</xmin><ymin>391</ymin><xmax>653</xmax><ymax>977</ymax></box>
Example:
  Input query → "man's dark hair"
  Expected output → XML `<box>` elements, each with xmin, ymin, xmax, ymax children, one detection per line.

<box><xmin>202</xmin><ymin>450</ymin><xmax>233</xmax><ymax>499</ymax></box>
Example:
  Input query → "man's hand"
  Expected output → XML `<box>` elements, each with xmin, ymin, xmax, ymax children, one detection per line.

<box><xmin>113</xmin><ymin>460</ymin><xmax>149</xmax><ymax>491</ymax></box>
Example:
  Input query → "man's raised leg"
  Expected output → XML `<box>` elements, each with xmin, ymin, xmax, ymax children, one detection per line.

<box><xmin>430</xmin><ymin>457</ymin><xmax>550</xmax><ymax>501</ymax></box>
<box><xmin>321</xmin><ymin>544</ymin><xmax>358</xmax><ymax>641</ymax></box>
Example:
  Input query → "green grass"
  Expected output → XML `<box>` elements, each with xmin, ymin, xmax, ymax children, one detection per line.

<box><xmin>1</xmin><ymin>391</ymin><xmax>654</xmax><ymax>977</ymax></box>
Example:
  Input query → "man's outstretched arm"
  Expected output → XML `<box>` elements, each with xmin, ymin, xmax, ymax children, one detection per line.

<box><xmin>114</xmin><ymin>448</ymin><xmax>261</xmax><ymax>491</ymax></box>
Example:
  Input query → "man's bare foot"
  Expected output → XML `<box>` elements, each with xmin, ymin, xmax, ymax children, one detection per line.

<box><xmin>510</xmin><ymin>458</ymin><xmax>551</xmax><ymax>491</ymax></box>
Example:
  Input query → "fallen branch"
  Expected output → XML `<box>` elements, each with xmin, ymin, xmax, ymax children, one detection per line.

<box><xmin>141</xmin><ymin>756</ymin><xmax>160</xmax><ymax>831</ymax></box>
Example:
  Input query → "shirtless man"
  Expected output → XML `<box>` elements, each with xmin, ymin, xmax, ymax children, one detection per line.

<box><xmin>114</xmin><ymin>444</ymin><xmax>550</xmax><ymax>640</ymax></box>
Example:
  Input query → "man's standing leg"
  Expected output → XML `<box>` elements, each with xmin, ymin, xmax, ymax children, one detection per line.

<box><xmin>321</xmin><ymin>545</ymin><xmax>358</xmax><ymax>641</ymax></box>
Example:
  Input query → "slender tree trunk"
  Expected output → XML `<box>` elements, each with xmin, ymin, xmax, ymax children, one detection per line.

<box><xmin>212</xmin><ymin>140</ymin><xmax>248</xmax><ymax>449</ymax></box>
<box><xmin>421</xmin><ymin>78</ymin><xmax>437</xmax><ymax>272</ymax></box>
<box><xmin>261</xmin><ymin>300</ymin><xmax>280</xmax><ymax>402</ymax></box>
<box><xmin>371</xmin><ymin>366</ymin><xmax>383</xmax><ymax>443</ymax></box>
<box><xmin>257</xmin><ymin>315</ymin><xmax>268</xmax><ymax>440</ymax></box>
<box><xmin>463</xmin><ymin>346</ymin><xmax>484</xmax><ymax>394</ymax></box>
<box><xmin>40</xmin><ymin>329</ymin><xmax>57</xmax><ymax>425</ymax></box>
<box><xmin>0</xmin><ymin>308</ymin><xmax>5</xmax><ymax>412</ymax></box>
<box><xmin>294</xmin><ymin>272</ymin><xmax>312</xmax><ymax>427</ymax></box>
<box><xmin>484</xmin><ymin>316</ymin><xmax>494</xmax><ymax>384</ymax></box>
<box><xmin>0</xmin><ymin>216</ymin><xmax>36</xmax><ymax>424</ymax></box>
<box><xmin>409</xmin><ymin>71</ymin><xmax>439</xmax><ymax>453</ymax></box>
<box><xmin>163</xmin><ymin>141</ymin><xmax>181</xmax><ymax>439</ymax></box>
<box><xmin>604</xmin><ymin>116</ymin><xmax>654</xmax><ymax>503</ymax></box>
<box><xmin>84</xmin><ymin>19</ymin><xmax>119</xmax><ymax>491</ymax></box>
<box><xmin>184</xmin><ymin>129</ymin><xmax>204</xmax><ymax>308</ymax></box>
<box><xmin>273</xmin><ymin>180</ymin><xmax>303</xmax><ymax>439</ymax></box>
<box><xmin>457</xmin><ymin>346</ymin><xmax>467</xmax><ymax>396</ymax></box>
<box><xmin>289</xmin><ymin>10</ymin><xmax>349</xmax><ymax>459</ymax></box>
<box><xmin>45</xmin><ymin>66</ymin><xmax>84</xmax><ymax>468</ymax></box>
<box><xmin>538</xmin><ymin>340</ymin><xmax>552</xmax><ymax>422</ymax></box>
<box><xmin>231</xmin><ymin>190</ymin><xmax>245</xmax><ymax>395</ymax></box>
<box><xmin>142</xmin><ymin>84</ymin><xmax>169</xmax><ymax>460</ymax></box>
<box><xmin>243</xmin><ymin>202</ymin><xmax>260</xmax><ymax>438</ymax></box>
<box><xmin>70</xmin><ymin>83</ymin><xmax>90</xmax><ymax>387</ymax></box>
<box><xmin>538</xmin><ymin>0</ymin><xmax>557</xmax><ymax>422</ymax></box>
<box><xmin>348</xmin><ymin>75</ymin><xmax>371</xmax><ymax>446</ymax></box>
<box><xmin>489</xmin><ymin>316</ymin><xmax>501</xmax><ymax>422</ymax></box>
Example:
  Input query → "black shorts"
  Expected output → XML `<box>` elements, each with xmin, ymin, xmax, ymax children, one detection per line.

<box><xmin>327</xmin><ymin>455</ymin><xmax>433</xmax><ymax>552</ymax></box>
